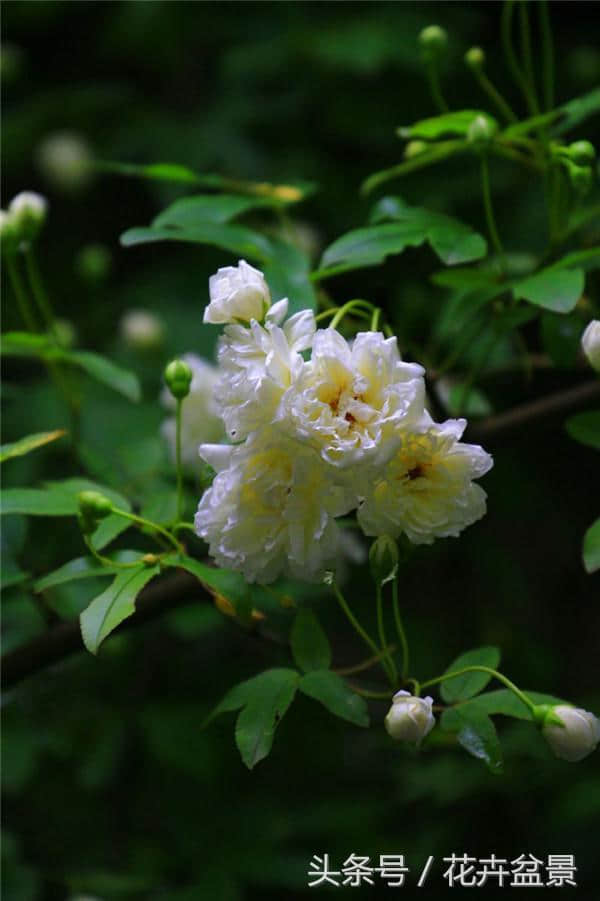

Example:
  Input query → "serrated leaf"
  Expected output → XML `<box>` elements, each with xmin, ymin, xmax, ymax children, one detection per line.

<box><xmin>55</xmin><ymin>351</ymin><xmax>141</xmax><ymax>402</ymax></box>
<box><xmin>153</xmin><ymin>194</ymin><xmax>278</xmax><ymax>229</ymax></box>
<box><xmin>34</xmin><ymin>552</ymin><xmax>143</xmax><ymax>593</ymax></box>
<box><xmin>264</xmin><ymin>238</ymin><xmax>318</xmax><ymax>314</ymax></box>
<box><xmin>513</xmin><ymin>266</ymin><xmax>584</xmax><ymax>313</ymax></box>
<box><xmin>80</xmin><ymin>564</ymin><xmax>159</xmax><ymax>654</ymax></box>
<box><xmin>583</xmin><ymin>518</ymin><xmax>600</xmax><ymax>574</ymax></box>
<box><xmin>440</xmin><ymin>646</ymin><xmax>501</xmax><ymax>703</ymax></box>
<box><xmin>0</xmin><ymin>430</ymin><xmax>66</xmax><ymax>463</ymax></box>
<box><xmin>213</xmin><ymin>668</ymin><xmax>300</xmax><ymax>769</ymax></box>
<box><xmin>565</xmin><ymin>411</ymin><xmax>600</xmax><ymax>450</ymax></box>
<box><xmin>441</xmin><ymin>708</ymin><xmax>504</xmax><ymax>774</ymax></box>
<box><xmin>299</xmin><ymin>670</ymin><xmax>369</xmax><ymax>727</ymax></box>
<box><xmin>120</xmin><ymin>222</ymin><xmax>273</xmax><ymax>261</ymax></box>
<box><xmin>361</xmin><ymin>141</ymin><xmax>464</xmax><ymax>194</ymax></box>
<box><xmin>448</xmin><ymin>689</ymin><xmax>566</xmax><ymax>721</ymax></box>
<box><xmin>399</xmin><ymin>109</ymin><xmax>497</xmax><ymax>140</ymax></box>
<box><xmin>291</xmin><ymin>609</ymin><xmax>332</xmax><ymax>672</ymax></box>
<box><xmin>163</xmin><ymin>553</ymin><xmax>255</xmax><ymax>624</ymax></box>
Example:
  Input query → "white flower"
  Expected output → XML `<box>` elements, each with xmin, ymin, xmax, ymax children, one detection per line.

<box><xmin>278</xmin><ymin>328</ymin><xmax>425</xmax><ymax>467</ymax></box>
<box><xmin>9</xmin><ymin>191</ymin><xmax>47</xmax><ymax>240</ymax></box>
<box><xmin>120</xmin><ymin>309</ymin><xmax>165</xmax><ymax>350</ymax></box>
<box><xmin>194</xmin><ymin>430</ymin><xmax>355</xmax><ymax>584</ymax></box>
<box><xmin>215</xmin><ymin>308</ymin><xmax>316</xmax><ymax>440</ymax></box>
<box><xmin>161</xmin><ymin>354</ymin><xmax>223</xmax><ymax>466</ymax></box>
<box><xmin>385</xmin><ymin>691</ymin><xmax>435</xmax><ymax>745</ymax></box>
<box><xmin>36</xmin><ymin>131</ymin><xmax>93</xmax><ymax>191</ymax></box>
<box><xmin>204</xmin><ymin>259</ymin><xmax>272</xmax><ymax>324</ymax></box>
<box><xmin>581</xmin><ymin>320</ymin><xmax>600</xmax><ymax>372</ymax></box>
<box><xmin>542</xmin><ymin>705</ymin><xmax>600</xmax><ymax>763</ymax></box>
<box><xmin>357</xmin><ymin>415</ymin><xmax>493</xmax><ymax>544</ymax></box>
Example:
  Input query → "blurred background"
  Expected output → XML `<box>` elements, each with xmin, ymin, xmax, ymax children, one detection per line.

<box><xmin>2</xmin><ymin>2</ymin><xmax>599</xmax><ymax>898</ymax></box>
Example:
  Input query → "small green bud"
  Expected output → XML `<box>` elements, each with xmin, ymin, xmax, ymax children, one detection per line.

<box><xmin>369</xmin><ymin>535</ymin><xmax>399</xmax><ymax>587</ymax></box>
<box><xmin>467</xmin><ymin>114</ymin><xmax>496</xmax><ymax>145</ymax></box>
<box><xmin>78</xmin><ymin>490</ymin><xmax>113</xmax><ymax>520</ymax></box>
<box><xmin>164</xmin><ymin>359</ymin><xmax>193</xmax><ymax>400</ymax></box>
<box><xmin>419</xmin><ymin>25</ymin><xmax>448</xmax><ymax>56</ymax></box>
<box><xmin>404</xmin><ymin>140</ymin><xmax>428</xmax><ymax>160</ymax></box>
<box><xmin>75</xmin><ymin>243</ymin><xmax>112</xmax><ymax>284</ymax></box>
<box><xmin>563</xmin><ymin>159</ymin><xmax>593</xmax><ymax>194</ymax></box>
<box><xmin>0</xmin><ymin>209</ymin><xmax>20</xmax><ymax>255</ymax></box>
<box><xmin>54</xmin><ymin>318</ymin><xmax>77</xmax><ymax>349</ymax></box>
<box><xmin>465</xmin><ymin>46</ymin><xmax>485</xmax><ymax>70</ymax></box>
<box><xmin>8</xmin><ymin>191</ymin><xmax>48</xmax><ymax>243</ymax></box>
<box><xmin>568</xmin><ymin>140</ymin><xmax>596</xmax><ymax>165</ymax></box>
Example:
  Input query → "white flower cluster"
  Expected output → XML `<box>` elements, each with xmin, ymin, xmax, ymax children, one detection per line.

<box><xmin>195</xmin><ymin>261</ymin><xmax>493</xmax><ymax>583</ymax></box>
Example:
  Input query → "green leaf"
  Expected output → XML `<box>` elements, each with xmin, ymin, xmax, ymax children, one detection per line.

<box><xmin>264</xmin><ymin>238</ymin><xmax>318</xmax><ymax>314</ymax></box>
<box><xmin>120</xmin><ymin>222</ymin><xmax>273</xmax><ymax>261</ymax></box>
<box><xmin>96</xmin><ymin>159</ymin><xmax>218</xmax><ymax>185</ymax></box>
<box><xmin>553</xmin><ymin>87</ymin><xmax>600</xmax><ymax>136</ymax></box>
<box><xmin>153</xmin><ymin>194</ymin><xmax>279</xmax><ymax>229</ymax></box>
<box><xmin>34</xmin><ymin>552</ymin><xmax>143</xmax><ymax>593</ymax></box>
<box><xmin>361</xmin><ymin>141</ymin><xmax>464</xmax><ymax>194</ymax></box>
<box><xmin>290</xmin><ymin>609</ymin><xmax>332</xmax><ymax>672</ymax></box>
<box><xmin>80</xmin><ymin>564</ymin><xmax>159</xmax><ymax>654</ymax></box>
<box><xmin>208</xmin><ymin>668</ymin><xmax>300</xmax><ymax>769</ymax></box>
<box><xmin>1</xmin><ymin>558</ymin><xmax>30</xmax><ymax>590</ymax></box>
<box><xmin>502</xmin><ymin>110</ymin><xmax>561</xmax><ymax>139</ymax></box>
<box><xmin>398</xmin><ymin>109</ymin><xmax>498</xmax><ymax>140</ymax></box>
<box><xmin>163</xmin><ymin>553</ymin><xmax>255</xmax><ymax>625</ymax></box>
<box><xmin>55</xmin><ymin>351</ymin><xmax>141</xmax><ymax>402</ymax></box>
<box><xmin>513</xmin><ymin>266</ymin><xmax>584</xmax><ymax>313</ymax></box>
<box><xmin>1</xmin><ymin>478</ymin><xmax>130</xmax><ymax>517</ymax></box>
<box><xmin>0</xmin><ymin>430</ymin><xmax>66</xmax><ymax>463</ymax></box>
<box><xmin>317</xmin><ymin>203</ymin><xmax>486</xmax><ymax>278</ymax></box>
<box><xmin>299</xmin><ymin>670</ymin><xmax>369</xmax><ymax>727</ymax></box>
<box><xmin>441</xmin><ymin>708</ymin><xmax>504</xmax><ymax>774</ymax></box>
<box><xmin>448</xmin><ymin>689</ymin><xmax>565</xmax><ymax>721</ymax></box>
<box><xmin>565</xmin><ymin>411</ymin><xmax>600</xmax><ymax>450</ymax></box>
<box><xmin>583</xmin><ymin>518</ymin><xmax>600</xmax><ymax>574</ymax></box>
<box><xmin>0</xmin><ymin>332</ymin><xmax>52</xmax><ymax>357</ymax></box>
<box><xmin>431</xmin><ymin>266</ymin><xmax>498</xmax><ymax>291</ymax></box>
<box><xmin>440</xmin><ymin>646</ymin><xmax>501</xmax><ymax>703</ymax></box>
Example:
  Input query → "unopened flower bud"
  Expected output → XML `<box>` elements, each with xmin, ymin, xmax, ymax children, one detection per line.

<box><xmin>0</xmin><ymin>209</ymin><xmax>20</xmax><ymax>255</ymax></box>
<box><xmin>78</xmin><ymin>490</ymin><xmax>113</xmax><ymax>520</ymax></box>
<box><xmin>204</xmin><ymin>259</ymin><xmax>271</xmax><ymax>325</ymax></box>
<box><xmin>36</xmin><ymin>131</ymin><xmax>93</xmax><ymax>192</ymax></box>
<box><xmin>369</xmin><ymin>535</ymin><xmax>399</xmax><ymax>586</ymax></box>
<box><xmin>566</xmin><ymin>161</ymin><xmax>593</xmax><ymax>194</ymax></box>
<box><xmin>9</xmin><ymin>191</ymin><xmax>47</xmax><ymax>243</ymax></box>
<box><xmin>581</xmin><ymin>320</ymin><xmax>600</xmax><ymax>372</ymax></box>
<box><xmin>419</xmin><ymin>25</ymin><xmax>448</xmax><ymax>57</ymax></box>
<box><xmin>385</xmin><ymin>691</ymin><xmax>435</xmax><ymax>746</ymax></box>
<box><xmin>404</xmin><ymin>140</ymin><xmax>428</xmax><ymax>160</ymax></box>
<box><xmin>541</xmin><ymin>704</ymin><xmax>600</xmax><ymax>762</ymax></box>
<box><xmin>467</xmin><ymin>114</ymin><xmax>497</xmax><ymax>145</ymax></box>
<box><xmin>75</xmin><ymin>243</ymin><xmax>112</xmax><ymax>284</ymax></box>
<box><xmin>164</xmin><ymin>359</ymin><xmax>193</xmax><ymax>400</ymax></box>
<box><xmin>120</xmin><ymin>309</ymin><xmax>165</xmax><ymax>351</ymax></box>
<box><xmin>54</xmin><ymin>318</ymin><xmax>77</xmax><ymax>349</ymax></box>
<box><xmin>465</xmin><ymin>46</ymin><xmax>485</xmax><ymax>70</ymax></box>
<box><xmin>568</xmin><ymin>140</ymin><xmax>596</xmax><ymax>165</ymax></box>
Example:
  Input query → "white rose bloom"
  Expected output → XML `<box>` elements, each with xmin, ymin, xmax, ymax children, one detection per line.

<box><xmin>161</xmin><ymin>354</ymin><xmax>223</xmax><ymax>466</ymax></box>
<box><xmin>542</xmin><ymin>705</ymin><xmax>600</xmax><ymax>763</ymax></box>
<box><xmin>581</xmin><ymin>320</ymin><xmax>600</xmax><ymax>372</ymax></box>
<box><xmin>215</xmin><ymin>308</ymin><xmax>316</xmax><ymax>440</ymax></box>
<box><xmin>357</xmin><ymin>415</ymin><xmax>493</xmax><ymax>544</ymax></box>
<box><xmin>385</xmin><ymin>690</ymin><xmax>435</xmax><ymax>745</ymax></box>
<box><xmin>194</xmin><ymin>430</ymin><xmax>355</xmax><ymax>584</ymax></box>
<box><xmin>204</xmin><ymin>259</ymin><xmax>272</xmax><ymax>324</ymax></box>
<box><xmin>278</xmin><ymin>328</ymin><xmax>425</xmax><ymax>467</ymax></box>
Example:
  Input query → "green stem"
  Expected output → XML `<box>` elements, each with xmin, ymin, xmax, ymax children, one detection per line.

<box><xmin>426</xmin><ymin>58</ymin><xmax>448</xmax><ymax>113</ymax></box>
<box><xmin>111</xmin><ymin>508</ymin><xmax>182</xmax><ymax>553</ymax></box>
<box><xmin>24</xmin><ymin>245</ymin><xmax>60</xmax><ymax>342</ymax></box>
<box><xmin>175</xmin><ymin>398</ymin><xmax>184</xmax><ymax>521</ymax></box>
<box><xmin>539</xmin><ymin>0</ymin><xmax>554</xmax><ymax>111</ymax></box>
<box><xmin>391</xmin><ymin>576</ymin><xmax>410</xmax><ymax>680</ymax></box>
<box><xmin>480</xmin><ymin>154</ymin><xmax>505</xmax><ymax>261</ymax></box>
<box><xmin>83</xmin><ymin>536</ymin><xmax>142</xmax><ymax>570</ymax></box>
<box><xmin>6</xmin><ymin>255</ymin><xmax>38</xmax><ymax>332</ymax></box>
<box><xmin>501</xmin><ymin>0</ymin><xmax>537</xmax><ymax>115</ymax></box>
<box><xmin>335</xmin><ymin>644</ymin><xmax>397</xmax><ymax>677</ymax></box>
<box><xmin>473</xmin><ymin>70</ymin><xmax>518</xmax><ymax>124</ymax></box>
<box><xmin>172</xmin><ymin>521</ymin><xmax>196</xmax><ymax>535</ymax></box>
<box><xmin>518</xmin><ymin>1</ymin><xmax>540</xmax><ymax>115</ymax></box>
<box><xmin>370</xmin><ymin>307</ymin><xmax>382</xmax><ymax>332</ymax></box>
<box><xmin>421</xmin><ymin>665</ymin><xmax>537</xmax><ymax>715</ymax></box>
<box><xmin>330</xmin><ymin>299</ymin><xmax>376</xmax><ymax>330</ymax></box>
<box><xmin>376</xmin><ymin>584</ymin><xmax>397</xmax><ymax>684</ymax></box>
<box><xmin>348</xmin><ymin>684</ymin><xmax>394</xmax><ymax>700</ymax></box>
<box><xmin>332</xmin><ymin>581</ymin><xmax>390</xmax><ymax>682</ymax></box>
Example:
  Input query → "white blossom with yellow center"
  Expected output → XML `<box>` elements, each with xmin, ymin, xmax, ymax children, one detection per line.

<box><xmin>278</xmin><ymin>328</ymin><xmax>425</xmax><ymax>467</ymax></box>
<box><xmin>357</xmin><ymin>415</ymin><xmax>493</xmax><ymax>544</ymax></box>
<box><xmin>195</xmin><ymin>431</ymin><xmax>355</xmax><ymax>583</ymax></box>
<box><xmin>215</xmin><ymin>305</ymin><xmax>316</xmax><ymax>441</ymax></box>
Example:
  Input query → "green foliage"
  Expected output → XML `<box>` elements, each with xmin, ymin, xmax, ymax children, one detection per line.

<box><xmin>290</xmin><ymin>609</ymin><xmax>332</xmax><ymax>672</ymax></box>
<box><xmin>0</xmin><ymin>429</ymin><xmax>65</xmax><ymax>463</ymax></box>
<box><xmin>80</xmin><ymin>563</ymin><xmax>160</xmax><ymax>654</ymax></box>
<box><xmin>33</xmin><ymin>552</ymin><xmax>143</xmax><ymax>592</ymax></box>
<box><xmin>398</xmin><ymin>109</ymin><xmax>498</xmax><ymax>140</ymax></box>
<box><xmin>299</xmin><ymin>670</ymin><xmax>369</xmax><ymax>727</ymax></box>
<box><xmin>583</xmin><ymin>518</ymin><xmax>600</xmax><ymax>574</ymax></box>
<box><xmin>440</xmin><ymin>646</ymin><xmax>501</xmax><ymax>702</ymax></box>
<box><xmin>565</xmin><ymin>411</ymin><xmax>600</xmax><ymax>450</ymax></box>
<box><xmin>441</xmin><ymin>707</ymin><xmax>504</xmax><ymax>774</ymax></box>
<box><xmin>513</xmin><ymin>266</ymin><xmax>585</xmax><ymax>314</ymax></box>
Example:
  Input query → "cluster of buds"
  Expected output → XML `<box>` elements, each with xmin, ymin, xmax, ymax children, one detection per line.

<box><xmin>0</xmin><ymin>191</ymin><xmax>47</xmax><ymax>253</ymax></box>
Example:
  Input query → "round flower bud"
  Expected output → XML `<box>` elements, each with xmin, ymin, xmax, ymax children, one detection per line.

<box><xmin>404</xmin><ymin>140</ymin><xmax>428</xmax><ymax>160</ymax></box>
<box><xmin>164</xmin><ymin>359</ymin><xmax>193</xmax><ymax>400</ymax></box>
<box><xmin>78</xmin><ymin>490</ymin><xmax>113</xmax><ymax>520</ymax></box>
<box><xmin>467</xmin><ymin>114</ymin><xmax>497</xmax><ymax>145</ymax></box>
<box><xmin>419</xmin><ymin>25</ymin><xmax>448</xmax><ymax>56</ymax></box>
<box><xmin>0</xmin><ymin>209</ymin><xmax>20</xmax><ymax>255</ymax></box>
<box><xmin>465</xmin><ymin>46</ymin><xmax>485</xmax><ymax>70</ymax></box>
<box><xmin>385</xmin><ymin>691</ymin><xmax>435</xmax><ymax>746</ymax></box>
<box><xmin>54</xmin><ymin>318</ymin><xmax>77</xmax><ymax>349</ymax></box>
<box><xmin>75</xmin><ymin>243</ymin><xmax>112</xmax><ymax>284</ymax></box>
<box><xmin>566</xmin><ymin>161</ymin><xmax>593</xmax><ymax>194</ymax></box>
<box><xmin>204</xmin><ymin>259</ymin><xmax>271</xmax><ymax>325</ymax></box>
<box><xmin>369</xmin><ymin>535</ymin><xmax>399</xmax><ymax>587</ymax></box>
<box><xmin>8</xmin><ymin>191</ymin><xmax>48</xmax><ymax>243</ymax></box>
<box><xmin>581</xmin><ymin>320</ymin><xmax>600</xmax><ymax>372</ymax></box>
<box><xmin>568</xmin><ymin>140</ymin><xmax>596</xmax><ymax>165</ymax></box>
<box><xmin>120</xmin><ymin>309</ymin><xmax>165</xmax><ymax>351</ymax></box>
<box><xmin>541</xmin><ymin>704</ymin><xmax>600</xmax><ymax>762</ymax></box>
<box><xmin>36</xmin><ymin>131</ymin><xmax>93</xmax><ymax>192</ymax></box>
